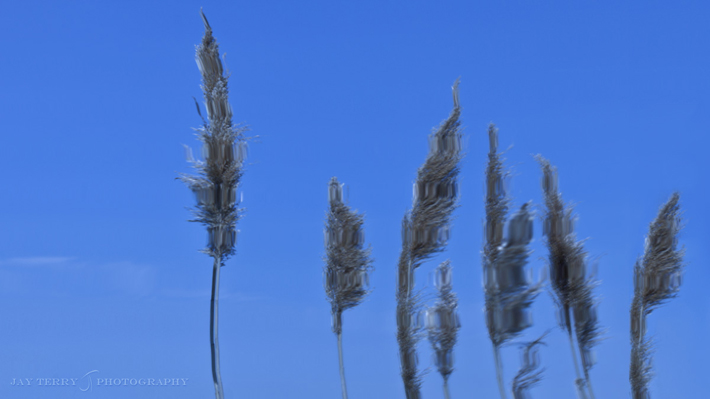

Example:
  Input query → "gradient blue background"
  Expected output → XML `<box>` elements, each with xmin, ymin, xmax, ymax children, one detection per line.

<box><xmin>0</xmin><ymin>1</ymin><xmax>708</xmax><ymax>398</ymax></box>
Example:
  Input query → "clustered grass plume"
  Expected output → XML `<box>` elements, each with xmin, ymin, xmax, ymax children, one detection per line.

<box><xmin>629</xmin><ymin>193</ymin><xmax>684</xmax><ymax>399</ymax></box>
<box><xmin>537</xmin><ymin>156</ymin><xmax>601</xmax><ymax>399</ymax></box>
<box><xmin>425</xmin><ymin>260</ymin><xmax>461</xmax><ymax>399</ymax></box>
<box><xmin>324</xmin><ymin>177</ymin><xmax>373</xmax><ymax>399</ymax></box>
<box><xmin>397</xmin><ymin>80</ymin><xmax>463</xmax><ymax>399</ymax></box>
<box><xmin>179</xmin><ymin>10</ymin><xmax>247</xmax><ymax>399</ymax></box>
<box><xmin>180</xmin><ymin>11</ymin><xmax>247</xmax><ymax>259</ymax></box>
<box><xmin>489</xmin><ymin>203</ymin><xmax>538</xmax><ymax>346</ymax></box>
<box><xmin>154</xmin><ymin>10</ymin><xmax>695</xmax><ymax>397</ymax></box>
<box><xmin>512</xmin><ymin>334</ymin><xmax>547</xmax><ymax>399</ymax></box>
<box><xmin>483</xmin><ymin>125</ymin><xmax>540</xmax><ymax>399</ymax></box>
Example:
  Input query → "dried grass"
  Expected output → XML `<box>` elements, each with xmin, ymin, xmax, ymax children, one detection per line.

<box><xmin>537</xmin><ymin>156</ymin><xmax>603</xmax><ymax>399</ymax></box>
<box><xmin>178</xmin><ymin>10</ymin><xmax>247</xmax><ymax>399</ymax></box>
<box><xmin>397</xmin><ymin>80</ymin><xmax>463</xmax><ymax>399</ymax></box>
<box><xmin>426</xmin><ymin>260</ymin><xmax>461</xmax><ymax>399</ymax></box>
<box><xmin>483</xmin><ymin>125</ymin><xmax>541</xmax><ymax>399</ymax></box>
<box><xmin>630</xmin><ymin>193</ymin><xmax>684</xmax><ymax>399</ymax></box>
<box><xmin>324</xmin><ymin>177</ymin><xmax>373</xmax><ymax>399</ymax></box>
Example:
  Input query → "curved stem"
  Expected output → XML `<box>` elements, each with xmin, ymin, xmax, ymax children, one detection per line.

<box><xmin>569</xmin><ymin>307</ymin><xmax>596</xmax><ymax>399</ymax></box>
<box><xmin>492</xmin><ymin>344</ymin><xmax>508</xmax><ymax>399</ymax></box>
<box><xmin>567</xmin><ymin>330</ymin><xmax>587</xmax><ymax>399</ymax></box>
<box><xmin>210</xmin><ymin>256</ymin><xmax>224</xmax><ymax>399</ymax></box>
<box><xmin>397</xmin><ymin>256</ymin><xmax>420</xmax><ymax>399</ymax></box>
<box><xmin>337</xmin><ymin>330</ymin><xmax>348</xmax><ymax>399</ymax></box>
<box><xmin>561</xmin><ymin>306</ymin><xmax>586</xmax><ymax>399</ymax></box>
<box><xmin>577</xmin><ymin>340</ymin><xmax>596</xmax><ymax>399</ymax></box>
<box><xmin>630</xmin><ymin>301</ymin><xmax>647</xmax><ymax>399</ymax></box>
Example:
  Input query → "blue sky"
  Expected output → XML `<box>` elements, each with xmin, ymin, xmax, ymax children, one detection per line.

<box><xmin>0</xmin><ymin>1</ymin><xmax>708</xmax><ymax>398</ymax></box>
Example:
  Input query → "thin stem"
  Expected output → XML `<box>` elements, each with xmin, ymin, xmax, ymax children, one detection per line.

<box><xmin>337</xmin><ymin>329</ymin><xmax>348</xmax><ymax>399</ymax></box>
<box><xmin>567</xmin><ymin>330</ymin><xmax>587</xmax><ymax>399</ymax></box>
<box><xmin>210</xmin><ymin>257</ymin><xmax>224</xmax><ymax>399</ymax></box>
<box><xmin>397</xmin><ymin>255</ymin><xmax>420</xmax><ymax>399</ymax></box>
<box><xmin>583</xmin><ymin>370</ymin><xmax>596</xmax><ymax>399</ymax></box>
<box><xmin>443</xmin><ymin>378</ymin><xmax>451</xmax><ymax>399</ymax></box>
<box><xmin>568</xmin><ymin>306</ymin><xmax>596</xmax><ymax>399</ymax></box>
<box><xmin>493</xmin><ymin>344</ymin><xmax>508</xmax><ymax>399</ymax></box>
<box><xmin>560</xmin><ymin>306</ymin><xmax>586</xmax><ymax>399</ymax></box>
<box><xmin>576</xmin><ymin>340</ymin><xmax>596</xmax><ymax>399</ymax></box>
<box><xmin>630</xmin><ymin>300</ymin><xmax>647</xmax><ymax>399</ymax></box>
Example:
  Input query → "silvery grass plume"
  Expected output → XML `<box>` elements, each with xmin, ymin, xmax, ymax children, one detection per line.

<box><xmin>324</xmin><ymin>177</ymin><xmax>373</xmax><ymax>399</ymax></box>
<box><xmin>483</xmin><ymin>124</ymin><xmax>540</xmax><ymax>399</ymax></box>
<box><xmin>178</xmin><ymin>10</ymin><xmax>247</xmax><ymax>399</ymax></box>
<box><xmin>629</xmin><ymin>193</ymin><xmax>684</xmax><ymax>399</ymax></box>
<box><xmin>425</xmin><ymin>260</ymin><xmax>461</xmax><ymax>399</ymax></box>
<box><xmin>512</xmin><ymin>334</ymin><xmax>547</xmax><ymax>399</ymax></box>
<box><xmin>397</xmin><ymin>80</ymin><xmax>462</xmax><ymax>399</ymax></box>
<box><xmin>537</xmin><ymin>156</ymin><xmax>601</xmax><ymax>399</ymax></box>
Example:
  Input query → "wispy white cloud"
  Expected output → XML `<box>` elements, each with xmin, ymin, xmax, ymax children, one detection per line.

<box><xmin>0</xmin><ymin>256</ymin><xmax>76</xmax><ymax>266</ymax></box>
<box><xmin>0</xmin><ymin>257</ymin><xmax>160</xmax><ymax>298</ymax></box>
<box><xmin>99</xmin><ymin>261</ymin><xmax>158</xmax><ymax>297</ymax></box>
<box><xmin>0</xmin><ymin>257</ymin><xmax>263</xmax><ymax>301</ymax></box>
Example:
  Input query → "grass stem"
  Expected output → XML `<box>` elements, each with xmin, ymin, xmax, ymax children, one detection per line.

<box><xmin>493</xmin><ymin>344</ymin><xmax>508</xmax><ymax>399</ymax></box>
<box><xmin>567</xmin><ymin>328</ymin><xmax>587</xmax><ymax>399</ymax></box>
<box><xmin>577</xmin><ymin>338</ymin><xmax>596</xmax><ymax>399</ymax></box>
<box><xmin>210</xmin><ymin>256</ymin><xmax>224</xmax><ymax>399</ymax></box>
<box><xmin>337</xmin><ymin>330</ymin><xmax>348</xmax><ymax>399</ymax></box>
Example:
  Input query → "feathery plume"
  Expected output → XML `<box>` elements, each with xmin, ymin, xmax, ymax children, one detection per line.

<box><xmin>484</xmin><ymin>125</ymin><xmax>540</xmax><ymax>399</ymax></box>
<box><xmin>425</xmin><ymin>260</ymin><xmax>461</xmax><ymax>399</ymax></box>
<box><xmin>574</xmin><ymin>279</ymin><xmax>602</xmax><ymax>384</ymax></box>
<box><xmin>512</xmin><ymin>334</ymin><xmax>547</xmax><ymax>399</ymax></box>
<box><xmin>489</xmin><ymin>202</ymin><xmax>538</xmax><ymax>346</ymax></box>
<box><xmin>178</xmin><ymin>10</ymin><xmax>247</xmax><ymax>399</ymax></box>
<box><xmin>537</xmin><ymin>156</ymin><xmax>601</xmax><ymax>399</ymax></box>
<box><xmin>397</xmin><ymin>79</ymin><xmax>463</xmax><ymax>399</ymax></box>
<box><xmin>629</xmin><ymin>193</ymin><xmax>684</xmax><ymax>399</ymax></box>
<box><xmin>324</xmin><ymin>177</ymin><xmax>373</xmax><ymax>399</ymax></box>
